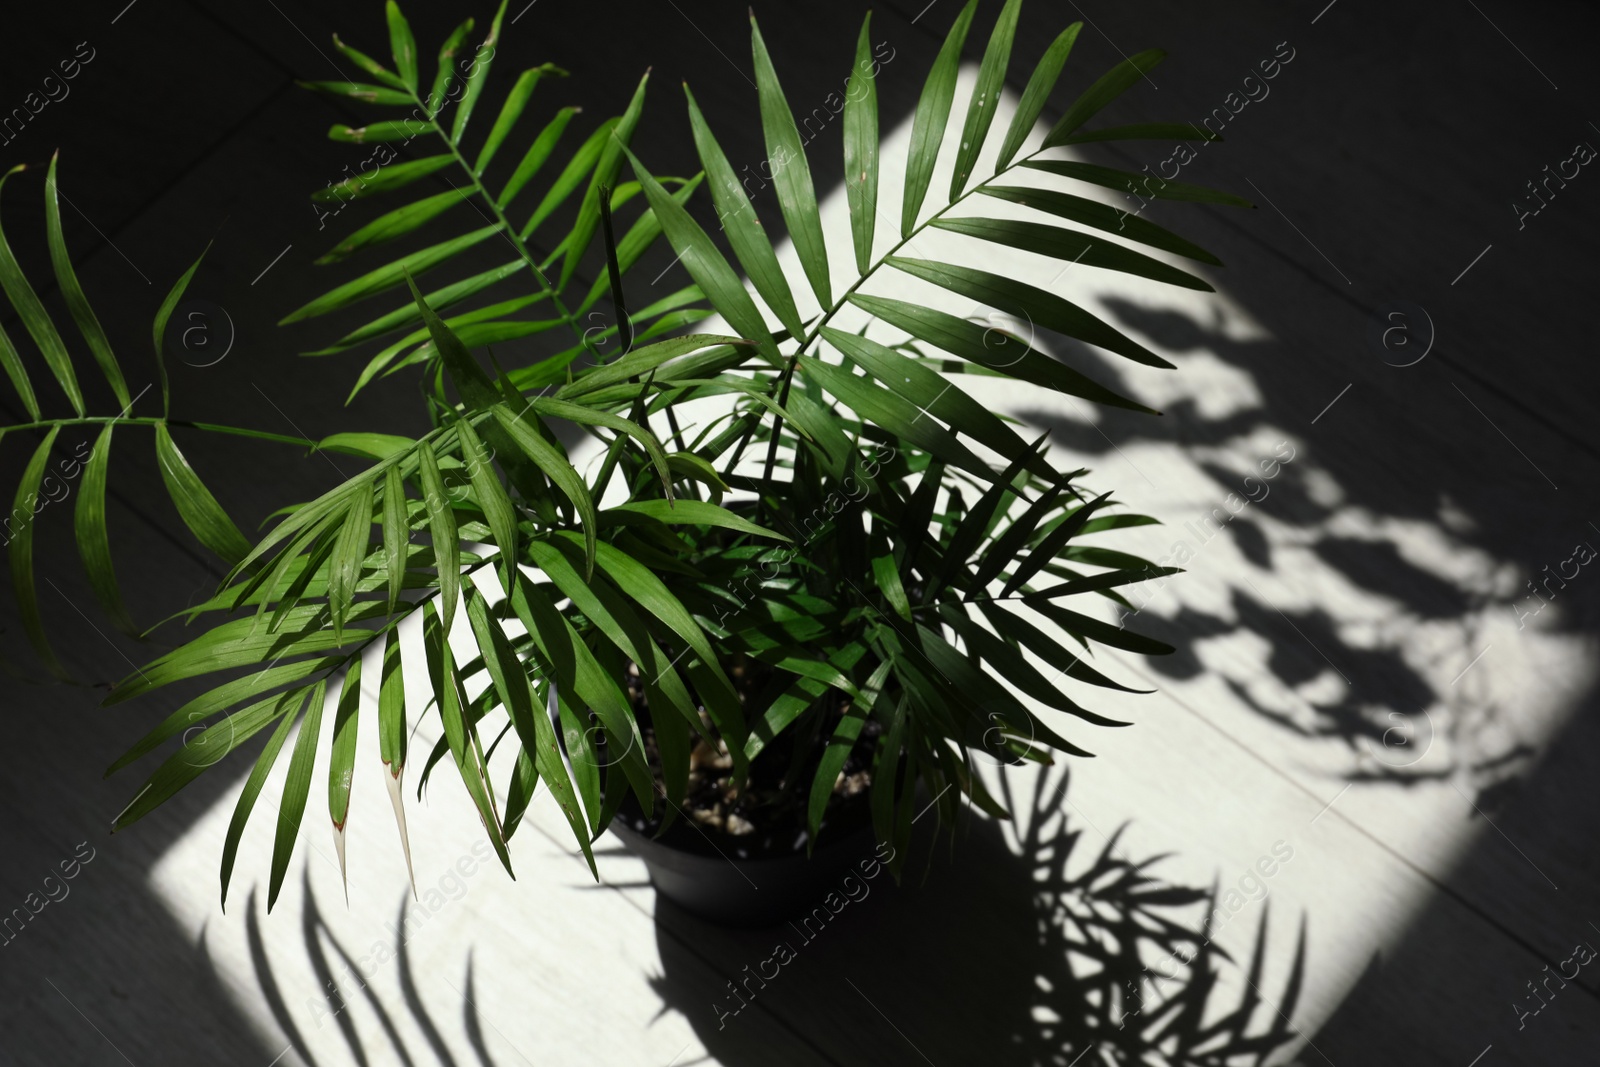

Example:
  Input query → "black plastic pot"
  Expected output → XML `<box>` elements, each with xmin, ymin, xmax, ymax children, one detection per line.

<box><xmin>608</xmin><ymin>802</ymin><xmax>879</xmax><ymax>928</ymax></box>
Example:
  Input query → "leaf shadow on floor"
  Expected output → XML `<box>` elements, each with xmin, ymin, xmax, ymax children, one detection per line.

<box><xmin>647</xmin><ymin>763</ymin><xmax>1312</xmax><ymax>1066</ymax></box>
<box><xmin>242</xmin><ymin>870</ymin><xmax>515</xmax><ymax>1067</ymax></box>
<box><xmin>1011</xmin><ymin>294</ymin><xmax>1596</xmax><ymax>805</ymax></box>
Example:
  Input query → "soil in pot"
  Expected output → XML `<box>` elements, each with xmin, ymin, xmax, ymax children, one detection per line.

<box><xmin>605</xmin><ymin>658</ymin><xmax>886</xmax><ymax>927</ymax></box>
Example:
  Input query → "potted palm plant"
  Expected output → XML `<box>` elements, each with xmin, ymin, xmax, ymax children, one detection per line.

<box><xmin>1</xmin><ymin>0</ymin><xmax>1244</xmax><ymax>926</ymax></box>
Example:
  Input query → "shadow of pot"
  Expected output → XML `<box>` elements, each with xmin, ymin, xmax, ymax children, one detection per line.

<box><xmin>641</xmin><ymin>767</ymin><xmax>1314</xmax><ymax>1065</ymax></box>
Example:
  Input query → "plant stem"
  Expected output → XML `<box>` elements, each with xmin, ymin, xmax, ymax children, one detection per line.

<box><xmin>0</xmin><ymin>414</ymin><xmax>316</xmax><ymax>450</ymax></box>
<box><xmin>246</xmin><ymin>547</ymin><xmax>505</xmax><ymax>753</ymax></box>
<box><xmin>744</xmin><ymin>148</ymin><xmax>1045</xmax><ymax>496</ymax></box>
<box><xmin>418</xmin><ymin>105</ymin><xmax>592</xmax><ymax>357</ymax></box>
<box><xmin>421</xmin><ymin>102</ymin><xmax>648</xmax><ymax>501</ymax></box>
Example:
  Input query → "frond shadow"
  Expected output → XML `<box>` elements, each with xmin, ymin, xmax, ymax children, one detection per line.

<box><xmin>1014</xmin><ymin>292</ymin><xmax>1559</xmax><ymax>799</ymax></box>
<box><xmin>647</xmin><ymin>764</ymin><xmax>1310</xmax><ymax>1066</ymax></box>
<box><xmin>241</xmin><ymin>873</ymin><xmax>512</xmax><ymax>1067</ymax></box>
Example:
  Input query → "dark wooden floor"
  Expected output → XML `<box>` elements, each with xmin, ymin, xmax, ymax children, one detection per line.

<box><xmin>2</xmin><ymin>1</ymin><xmax>1598</xmax><ymax>1064</ymax></box>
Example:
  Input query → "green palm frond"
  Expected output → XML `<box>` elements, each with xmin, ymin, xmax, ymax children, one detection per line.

<box><xmin>106</xmin><ymin>268</ymin><xmax>763</xmax><ymax>904</ymax></box>
<box><xmin>0</xmin><ymin>157</ymin><xmax>315</xmax><ymax>679</ymax></box>
<box><xmin>101</xmin><ymin>0</ymin><xmax>1246</xmax><ymax>898</ymax></box>
<box><xmin>288</xmin><ymin>0</ymin><xmax>707</xmax><ymax>403</ymax></box>
<box><xmin>616</xmin><ymin>0</ymin><xmax>1249</xmax><ymax>859</ymax></box>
